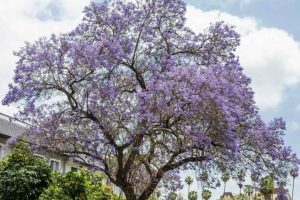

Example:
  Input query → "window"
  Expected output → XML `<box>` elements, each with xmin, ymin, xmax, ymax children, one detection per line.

<box><xmin>71</xmin><ymin>167</ymin><xmax>79</xmax><ymax>172</ymax></box>
<box><xmin>34</xmin><ymin>154</ymin><xmax>45</xmax><ymax>160</ymax></box>
<box><xmin>0</xmin><ymin>145</ymin><xmax>2</xmax><ymax>159</ymax></box>
<box><xmin>49</xmin><ymin>159</ymin><xmax>60</xmax><ymax>171</ymax></box>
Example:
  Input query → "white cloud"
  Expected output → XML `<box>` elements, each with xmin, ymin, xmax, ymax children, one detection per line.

<box><xmin>186</xmin><ymin>6</ymin><xmax>300</xmax><ymax>111</ymax></box>
<box><xmin>0</xmin><ymin>0</ymin><xmax>89</xmax><ymax>115</ymax></box>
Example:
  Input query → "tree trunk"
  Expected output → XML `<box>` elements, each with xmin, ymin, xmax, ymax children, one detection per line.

<box><xmin>264</xmin><ymin>194</ymin><xmax>271</xmax><ymax>200</ymax></box>
<box><xmin>118</xmin><ymin>182</ymin><xmax>137</xmax><ymax>200</ymax></box>
<box><xmin>292</xmin><ymin>177</ymin><xmax>295</xmax><ymax>200</ymax></box>
<box><xmin>138</xmin><ymin>172</ymin><xmax>166</xmax><ymax>200</ymax></box>
<box><xmin>123</xmin><ymin>189</ymin><xmax>137</xmax><ymax>200</ymax></box>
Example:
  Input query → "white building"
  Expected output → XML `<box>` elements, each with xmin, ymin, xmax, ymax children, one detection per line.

<box><xmin>0</xmin><ymin>112</ymin><xmax>84</xmax><ymax>173</ymax></box>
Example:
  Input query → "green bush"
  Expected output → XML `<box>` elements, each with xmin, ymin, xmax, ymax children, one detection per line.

<box><xmin>0</xmin><ymin>143</ymin><xmax>52</xmax><ymax>200</ymax></box>
<box><xmin>40</xmin><ymin>169</ymin><xmax>123</xmax><ymax>200</ymax></box>
<box><xmin>0</xmin><ymin>142</ymin><xmax>123</xmax><ymax>200</ymax></box>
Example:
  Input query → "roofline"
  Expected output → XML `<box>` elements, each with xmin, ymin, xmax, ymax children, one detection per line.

<box><xmin>0</xmin><ymin>112</ymin><xmax>30</xmax><ymax>127</ymax></box>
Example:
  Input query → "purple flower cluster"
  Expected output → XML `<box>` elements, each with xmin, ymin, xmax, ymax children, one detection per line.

<box><xmin>277</xmin><ymin>191</ymin><xmax>288</xmax><ymax>200</ymax></box>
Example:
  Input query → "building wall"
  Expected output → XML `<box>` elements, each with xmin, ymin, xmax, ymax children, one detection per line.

<box><xmin>0</xmin><ymin>113</ymin><xmax>122</xmax><ymax>195</ymax></box>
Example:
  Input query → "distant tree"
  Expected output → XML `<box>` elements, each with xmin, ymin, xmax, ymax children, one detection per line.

<box><xmin>251</xmin><ymin>172</ymin><xmax>260</xmax><ymax>197</ymax></box>
<box><xmin>3</xmin><ymin>0</ymin><xmax>299</xmax><ymax>199</ymax></box>
<box><xmin>237</xmin><ymin>169</ymin><xmax>246</xmax><ymax>195</ymax></box>
<box><xmin>201</xmin><ymin>189</ymin><xmax>212</xmax><ymax>200</ymax></box>
<box><xmin>185</xmin><ymin>176</ymin><xmax>193</xmax><ymax>194</ymax></box>
<box><xmin>188</xmin><ymin>191</ymin><xmax>197</xmax><ymax>200</ymax></box>
<box><xmin>244</xmin><ymin>185</ymin><xmax>253</xmax><ymax>199</ymax></box>
<box><xmin>167</xmin><ymin>192</ymin><xmax>177</xmax><ymax>200</ymax></box>
<box><xmin>290</xmin><ymin>168</ymin><xmax>298</xmax><ymax>200</ymax></box>
<box><xmin>176</xmin><ymin>193</ymin><xmax>184</xmax><ymax>200</ymax></box>
<box><xmin>221</xmin><ymin>172</ymin><xmax>230</xmax><ymax>195</ymax></box>
<box><xmin>0</xmin><ymin>143</ymin><xmax>51</xmax><ymax>200</ymax></box>
<box><xmin>199</xmin><ymin>171</ymin><xmax>209</xmax><ymax>190</ymax></box>
<box><xmin>260</xmin><ymin>175</ymin><xmax>275</xmax><ymax>200</ymax></box>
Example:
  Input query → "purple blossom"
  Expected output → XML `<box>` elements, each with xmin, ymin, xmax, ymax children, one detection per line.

<box><xmin>277</xmin><ymin>192</ymin><xmax>288</xmax><ymax>200</ymax></box>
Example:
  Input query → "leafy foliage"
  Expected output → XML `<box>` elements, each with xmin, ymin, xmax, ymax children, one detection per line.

<box><xmin>0</xmin><ymin>143</ymin><xmax>52</xmax><ymax>200</ymax></box>
<box><xmin>221</xmin><ymin>172</ymin><xmax>230</xmax><ymax>194</ymax></box>
<box><xmin>185</xmin><ymin>176</ymin><xmax>193</xmax><ymax>193</ymax></box>
<box><xmin>184</xmin><ymin>176</ymin><xmax>193</xmax><ymax>186</ymax></box>
<box><xmin>244</xmin><ymin>185</ymin><xmax>253</xmax><ymax>196</ymax></box>
<box><xmin>188</xmin><ymin>191</ymin><xmax>197</xmax><ymax>200</ymax></box>
<box><xmin>221</xmin><ymin>172</ymin><xmax>230</xmax><ymax>183</ymax></box>
<box><xmin>167</xmin><ymin>192</ymin><xmax>178</xmax><ymax>200</ymax></box>
<box><xmin>201</xmin><ymin>189</ymin><xmax>212</xmax><ymax>200</ymax></box>
<box><xmin>259</xmin><ymin>175</ymin><xmax>274</xmax><ymax>199</ymax></box>
<box><xmin>39</xmin><ymin>169</ymin><xmax>121</xmax><ymax>200</ymax></box>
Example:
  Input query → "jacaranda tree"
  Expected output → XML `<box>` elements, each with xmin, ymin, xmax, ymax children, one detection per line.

<box><xmin>2</xmin><ymin>0</ymin><xmax>299</xmax><ymax>199</ymax></box>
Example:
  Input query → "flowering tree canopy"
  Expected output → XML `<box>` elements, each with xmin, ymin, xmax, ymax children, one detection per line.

<box><xmin>2</xmin><ymin>0</ymin><xmax>299</xmax><ymax>199</ymax></box>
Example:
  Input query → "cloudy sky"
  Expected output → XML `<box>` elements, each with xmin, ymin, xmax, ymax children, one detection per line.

<box><xmin>0</xmin><ymin>0</ymin><xmax>299</xmax><ymax>199</ymax></box>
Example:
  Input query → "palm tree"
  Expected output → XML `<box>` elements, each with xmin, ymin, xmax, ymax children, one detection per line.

<box><xmin>251</xmin><ymin>172</ymin><xmax>260</xmax><ymax>197</ymax></box>
<box><xmin>237</xmin><ymin>169</ymin><xmax>246</xmax><ymax>195</ymax></box>
<box><xmin>290</xmin><ymin>168</ymin><xmax>299</xmax><ymax>200</ymax></box>
<box><xmin>202</xmin><ymin>189</ymin><xmax>212</xmax><ymax>200</ymax></box>
<box><xmin>238</xmin><ymin>183</ymin><xmax>243</xmax><ymax>195</ymax></box>
<box><xmin>260</xmin><ymin>175</ymin><xmax>274</xmax><ymax>200</ymax></box>
<box><xmin>188</xmin><ymin>191</ymin><xmax>198</xmax><ymax>200</ymax></box>
<box><xmin>167</xmin><ymin>192</ymin><xmax>177</xmax><ymax>200</ymax></box>
<box><xmin>177</xmin><ymin>193</ymin><xmax>184</xmax><ymax>200</ymax></box>
<box><xmin>221</xmin><ymin>172</ymin><xmax>230</xmax><ymax>195</ymax></box>
<box><xmin>199</xmin><ymin>171</ymin><xmax>208</xmax><ymax>189</ymax></box>
<box><xmin>185</xmin><ymin>176</ymin><xmax>193</xmax><ymax>194</ymax></box>
<box><xmin>244</xmin><ymin>185</ymin><xmax>254</xmax><ymax>200</ymax></box>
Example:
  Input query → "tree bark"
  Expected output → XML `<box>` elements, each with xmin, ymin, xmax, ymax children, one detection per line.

<box><xmin>116</xmin><ymin>155</ymin><xmax>207</xmax><ymax>200</ymax></box>
<box><xmin>116</xmin><ymin>178</ymin><xmax>137</xmax><ymax>200</ymax></box>
<box><xmin>292</xmin><ymin>177</ymin><xmax>295</xmax><ymax>200</ymax></box>
<box><xmin>264</xmin><ymin>194</ymin><xmax>271</xmax><ymax>200</ymax></box>
<box><xmin>122</xmin><ymin>187</ymin><xmax>137</xmax><ymax>200</ymax></box>
<box><xmin>138</xmin><ymin>175</ymin><xmax>162</xmax><ymax>200</ymax></box>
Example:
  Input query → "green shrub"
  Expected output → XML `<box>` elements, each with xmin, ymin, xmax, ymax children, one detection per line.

<box><xmin>40</xmin><ymin>169</ymin><xmax>122</xmax><ymax>200</ymax></box>
<box><xmin>0</xmin><ymin>143</ymin><xmax>52</xmax><ymax>200</ymax></box>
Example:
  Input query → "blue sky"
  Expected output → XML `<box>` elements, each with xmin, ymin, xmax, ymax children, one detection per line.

<box><xmin>0</xmin><ymin>0</ymin><xmax>299</xmax><ymax>199</ymax></box>
<box><xmin>187</xmin><ymin>0</ymin><xmax>300</xmax><ymax>41</ymax></box>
